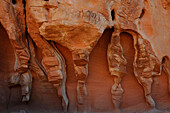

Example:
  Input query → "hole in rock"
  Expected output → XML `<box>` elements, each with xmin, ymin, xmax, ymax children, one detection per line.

<box><xmin>162</xmin><ymin>57</ymin><xmax>166</xmax><ymax>64</ymax></box>
<box><xmin>22</xmin><ymin>0</ymin><xmax>26</xmax><ymax>5</ymax></box>
<box><xmin>45</xmin><ymin>7</ymin><xmax>49</xmax><ymax>11</ymax></box>
<box><xmin>162</xmin><ymin>56</ymin><xmax>169</xmax><ymax>64</ymax></box>
<box><xmin>111</xmin><ymin>9</ymin><xmax>115</xmax><ymax>20</ymax></box>
<box><xmin>12</xmin><ymin>0</ymin><xmax>17</xmax><ymax>4</ymax></box>
<box><xmin>139</xmin><ymin>9</ymin><xmax>145</xmax><ymax>19</ymax></box>
<box><xmin>44</xmin><ymin>0</ymin><xmax>49</xmax><ymax>1</ymax></box>
<box><xmin>111</xmin><ymin>26</ymin><xmax>115</xmax><ymax>32</ymax></box>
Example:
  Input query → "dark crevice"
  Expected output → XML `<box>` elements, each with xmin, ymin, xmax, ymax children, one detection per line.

<box><xmin>111</xmin><ymin>26</ymin><xmax>115</xmax><ymax>32</ymax></box>
<box><xmin>22</xmin><ymin>0</ymin><xmax>31</xmax><ymax>66</ymax></box>
<box><xmin>44</xmin><ymin>0</ymin><xmax>49</xmax><ymax>1</ymax></box>
<box><xmin>23</xmin><ymin>0</ymin><xmax>27</xmax><ymax>37</ymax></box>
<box><xmin>22</xmin><ymin>0</ymin><xmax>48</xmax><ymax>78</ymax></box>
<box><xmin>162</xmin><ymin>57</ymin><xmax>166</xmax><ymax>64</ymax></box>
<box><xmin>12</xmin><ymin>0</ymin><xmax>17</xmax><ymax>4</ymax></box>
<box><xmin>22</xmin><ymin>0</ymin><xmax>29</xmax><ymax>48</ymax></box>
<box><xmin>162</xmin><ymin>56</ymin><xmax>169</xmax><ymax>64</ymax></box>
<box><xmin>22</xmin><ymin>0</ymin><xmax>25</xmax><ymax>5</ymax></box>
<box><xmin>45</xmin><ymin>7</ymin><xmax>49</xmax><ymax>11</ymax></box>
<box><xmin>139</xmin><ymin>9</ymin><xmax>145</xmax><ymax>19</ymax></box>
<box><xmin>111</xmin><ymin>9</ymin><xmax>115</xmax><ymax>20</ymax></box>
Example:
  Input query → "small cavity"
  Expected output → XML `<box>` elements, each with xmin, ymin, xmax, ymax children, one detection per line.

<box><xmin>111</xmin><ymin>26</ymin><xmax>115</xmax><ymax>32</ymax></box>
<box><xmin>162</xmin><ymin>57</ymin><xmax>166</xmax><ymax>64</ymax></box>
<box><xmin>111</xmin><ymin>9</ymin><xmax>115</xmax><ymax>20</ymax></box>
<box><xmin>12</xmin><ymin>0</ymin><xmax>17</xmax><ymax>4</ymax></box>
<box><xmin>139</xmin><ymin>9</ymin><xmax>145</xmax><ymax>19</ymax></box>
<box><xmin>162</xmin><ymin>56</ymin><xmax>169</xmax><ymax>64</ymax></box>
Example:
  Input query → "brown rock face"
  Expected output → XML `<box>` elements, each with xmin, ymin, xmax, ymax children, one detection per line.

<box><xmin>0</xmin><ymin>0</ymin><xmax>170</xmax><ymax>113</ymax></box>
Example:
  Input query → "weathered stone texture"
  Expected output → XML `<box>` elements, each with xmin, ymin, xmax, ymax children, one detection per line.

<box><xmin>0</xmin><ymin>0</ymin><xmax>170</xmax><ymax>113</ymax></box>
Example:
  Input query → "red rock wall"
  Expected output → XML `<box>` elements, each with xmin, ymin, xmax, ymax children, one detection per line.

<box><xmin>0</xmin><ymin>0</ymin><xmax>170</xmax><ymax>113</ymax></box>
<box><xmin>1</xmin><ymin>24</ymin><xmax>170</xmax><ymax>112</ymax></box>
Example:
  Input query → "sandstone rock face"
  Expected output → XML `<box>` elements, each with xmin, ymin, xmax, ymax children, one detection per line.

<box><xmin>0</xmin><ymin>0</ymin><xmax>170</xmax><ymax>113</ymax></box>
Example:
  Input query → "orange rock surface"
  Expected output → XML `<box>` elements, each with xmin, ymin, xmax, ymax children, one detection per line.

<box><xmin>0</xmin><ymin>0</ymin><xmax>169</xmax><ymax>113</ymax></box>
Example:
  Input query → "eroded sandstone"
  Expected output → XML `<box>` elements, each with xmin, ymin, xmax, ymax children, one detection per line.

<box><xmin>0</xmin><ymin>0</ymin><xmax>170</xmax><ymax>113</ymax></box>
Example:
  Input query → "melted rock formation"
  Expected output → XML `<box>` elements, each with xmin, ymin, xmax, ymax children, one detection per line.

<box><xmin>107</xmin><ymin>31</ymin><xmax>127</xmax><ymax>111</ymax></box>
<box><xmin>0</xmin><ymin>0</ymin><xmax>170</xmax><ymax>113</ymax></box>
<box><xmin>133</xmin><ymin>33</ymin><xmax>161</xmax><ymax>108</ymax></box>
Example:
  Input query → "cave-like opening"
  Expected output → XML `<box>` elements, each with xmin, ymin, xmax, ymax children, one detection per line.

<box><xmin>12</xmin><ymin>0</ymin><xmax>17</xmax><ymax>4</ymax></box>
<box><xmin>111</xmin><ymin>9</ymin><xmax>115</xmax><ymax>20</ymax></box>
